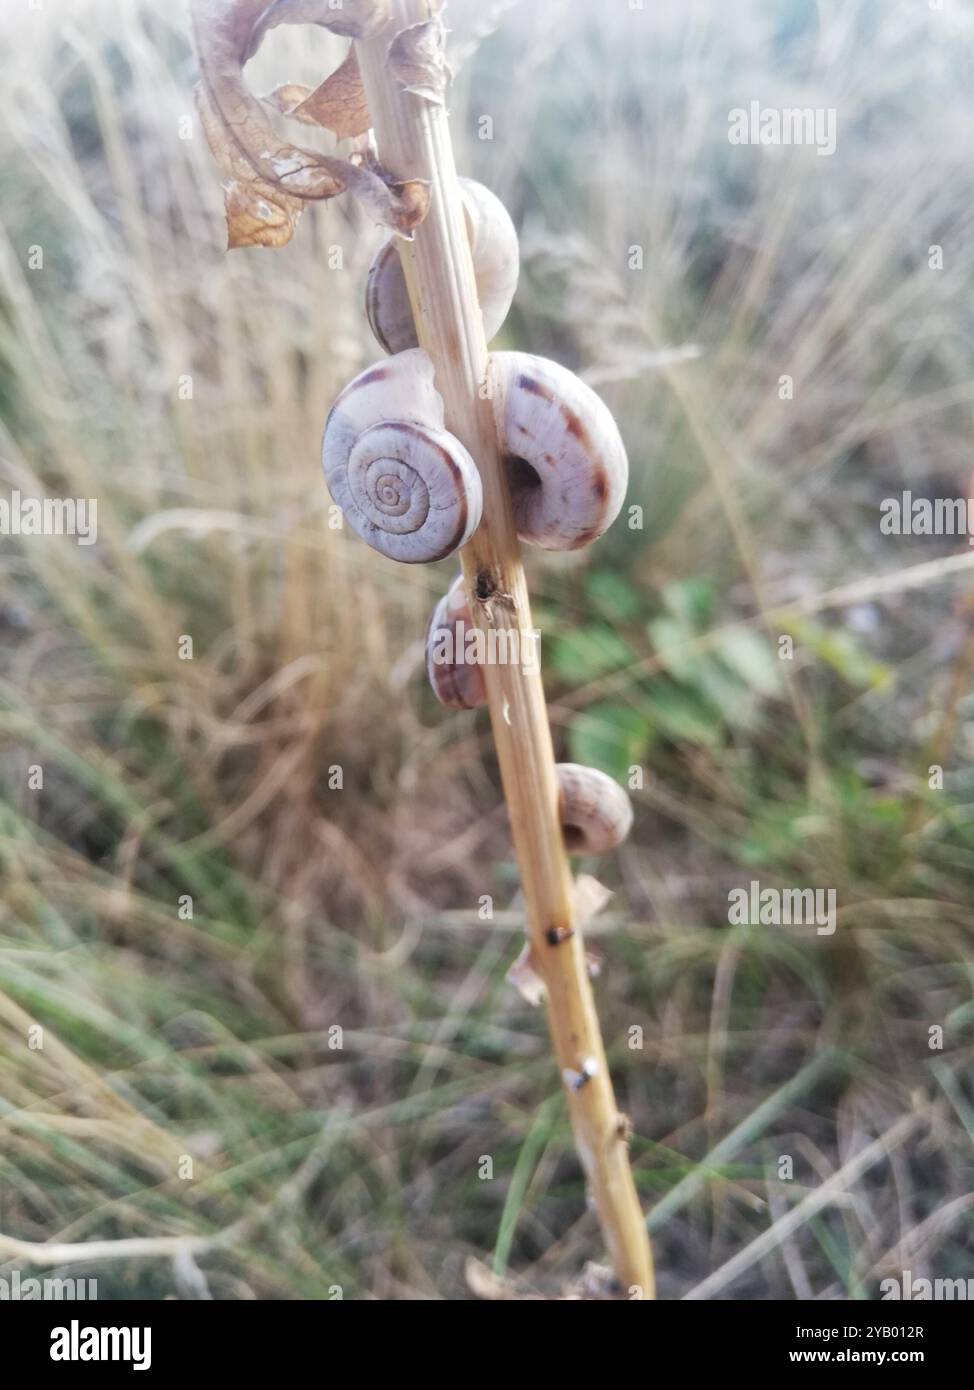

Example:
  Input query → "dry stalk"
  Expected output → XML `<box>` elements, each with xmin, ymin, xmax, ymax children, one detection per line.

<box><xmin>355</xmin><ymin>0</ymin><xmax>654</xmax><ymax>1297</ymax></box>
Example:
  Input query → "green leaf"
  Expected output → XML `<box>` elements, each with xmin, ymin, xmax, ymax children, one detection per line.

<box><xmin>738</xmin><ymin>804</ymin><xmax>808</xmax><ymax>865</ymax></box>
<box><xmin>568</xmin><ymin>701</ymin><xmax>654</xmax><ymax>780</ymax></box>
<box><xmin>641</xmin><ymin>681</ymin><xmax>721</xmax><ymax>746</ymax></box>
<box><xmin>713</xmin><ymin>627</ymin><xmax>783</xmax><ymax>698</ymax></box>
<box><xmin>790</xmin><ymin>618</ymin><xmax>891</xmax><ymax>690</ymax></box>
<box><xmin>584</xmin><ymin>569</ymin><xmax>644</xmax><ymax>623</ymax></box>
<box><xmin>694</xmin><ymin>663</ymin><xmax>761</xmax><ymax>731</ymax></box>
<box><xmin>551</xmin><ymin>624</ymin><xmax>634</xmax><ymax>682</ymax></box>
<box><xmin>648</xmin><ymin>615</ymin><xmax>702</xmax><ymax>683</ymax></box>
<box><xmin>662</xmin><ymin>576</ymin><xmax>715</xmax><ymax>630</ymax></box>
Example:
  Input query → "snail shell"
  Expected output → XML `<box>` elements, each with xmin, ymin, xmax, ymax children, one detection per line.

<box><xmin>556</xmin><ymin>762</ymin><xmax>633</xmax><ymax>854</ymax></box>
<box><xmin>366</xmin><ymin>179</ymin><xmax>519</xmax><ymax>355</ymax></box>
<box><xmin>426</xmin><ymin>573</ymin><xmax>488</xmax><ymax>709</ymax></box>
<box><xmin>322</xmin><ymin>349</ymin><xmax>483</xmax><ymax>563</ymax></box>
<box><xmin>489</xmin><ymin>352</ymin><xmax>629</xmax><ymax>551</ymax></box>
<box><xmin>486</xmin><ymin>350</ymin><xmax>630</xmax><ymax>550</ymax></box>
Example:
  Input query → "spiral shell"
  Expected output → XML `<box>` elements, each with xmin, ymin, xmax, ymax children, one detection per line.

<box><xmin>426</xmin><ymin>574</ymin><xmax>488</xmax><ymax>709</ymax></box>
<box><xmin>556</xmin><ymin>763</ymin><xmax>633</xmax><ymax>854</ymax></box>
<box><xmin>490</xmin><ymin>352</ymin><xmax>628</xmax><ymax>551</ymax></box>
<box><xmin>366</xmin><ymin>179</ymin><xmax>519</xmax><ymax>355</ymax></box>
<box><xmin>322</xmin><ymin>349</ymin><xmax>483</xmax><ymax>563</ymax></box>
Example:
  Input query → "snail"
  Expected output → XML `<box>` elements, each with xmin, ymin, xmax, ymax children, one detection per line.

<box><xmin>325</xmin><ymin>178</ymin><xmax>633</xmax><ymax>853</ymax></box>
<box><xmin>366</xmin><ymin>178</ymin><xmax>519</xmax><ymax>354</ymax></box>
<box><xmin>322</xmin><ymin>348</ymin><xmax>483</xmax><ymax>563</ymax></box>
<box><xmin>556</xmin><ymin>763</ymin><xmax>633</xmax><ymax>855</ymax></box>
<box><xmin>325</xmin><ymin>348</ymin><xmax>627</xmax><ymax>564</ymax></box>
<box><xmin>490</xmin><ymin>352</ymin><xmax>629</xmax><ymax>550</ymax></box>
<box><xmin>423</xmin><ymin>589</ymin><xmax>632</xmax><ymax>845</ymax></box>
<box><xmin>425</xmin><ymin>573</ymin><xmax>487</xmax><ymax>710</ymax></box>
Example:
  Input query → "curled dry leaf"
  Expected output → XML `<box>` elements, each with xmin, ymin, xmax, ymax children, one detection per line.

<box><xmin>196</xmin><ymin>79</ymin><xmax>308</xmax><ymax>249</ymax></box>
<box><xmin>191</xmin><ymin>0</ymin><xmax>429</xmax><ymax>248</ymax></box>
<box><xmin>263</xmin><ymin>49</ymin><xmax>371</xmax><ymax>140</ymax></box>
<box><xmin>224</xmin><ymin>174</ymin><xmax>303</xmax><ymax>248</ymax></box>
<box><xmin>387</xmin><ymin>15</ymin><xmax>450</xmax><ymax>105</ymax></box>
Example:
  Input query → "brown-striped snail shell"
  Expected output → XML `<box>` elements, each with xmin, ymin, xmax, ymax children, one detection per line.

<box><xmin>556</xmin><ymin>763</ymin><xmax>633</xmax><ymax>854</ymax></box>
<box><xmin>490</xmin><ymin>352</ymin><xmax>629</xmax><ymax>550</ymax></box>
<box><xmin>322</xmin><ymin>349</ymin><xmax>483</xmax><ymax>563</ymax></box>
<box><xmin>425</xmin><ymin>573</ymin><xmax>487</xmax><ymax>709</ymax></box>
<box><xmin>366</xmin><ymin>179</ymin><xmax>519</xmax><ymax>354</ymax></box>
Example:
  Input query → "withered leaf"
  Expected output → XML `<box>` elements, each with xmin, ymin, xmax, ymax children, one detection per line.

<box><xmin>572</xmin><ymin>872</ymin><xmax>612</xmax><ymax>925</ymax></box>
<box><xmin>196</xmin><ymin>80</ymin><xmax>308</xmax><ymax>247</ymax></box>
<box><xmin>506</xmin><ymin>942</ymin><xmax>546</xmax><ymax>1008</ymax></box>
<box><xmin>466</xmin><ymin>1254</ymin><xmax>622</xmax><ymax>1302</ymax></box>
<box><xmin>464</xmin><ymin>1258</ymin><xmax>543</xmax><ymax>1301</ymax></box>
<box><xmin>191</xmin><ymin>0</ymin><xmax>429</xmax><ymax>249</ymax></box>
<box><xmin>352</xmin><ymin>169</ymin><xmax>430</xmax><ymax>234</ymax></box>
<box><xmin>224</xmin><ymin>178</ymin><xmax>303</xmax><ymax>248</ymax></box>
<box><xmin>262</xmin><ymin>49</ymin><xmax>371</xmax><ymax>140</ymax></box>
<box><xmin>261</xmin><ymin>83</ymin><xmax>316</xmax><ymax>119</ymax></box>
<box><xmin>387</xmin><ymin>15</ymin><xmax>450</xmax><ymax>105</ymax></box>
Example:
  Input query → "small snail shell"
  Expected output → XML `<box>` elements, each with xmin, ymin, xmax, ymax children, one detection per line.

<box><xmin>366</xmin><ymin>179</ymin><xmax>519</xmax><ymax>355</ymax></box>
<box><xmin>323</xmin><ymin>349</ymin><xmax>483</xmax><ymax>563</ymax></box>
<box><xmin>426</xmin><ymin>574</ymin><xmax>487</xmax><ymax>709</ymax></box>
<box><xmin>556</xmin><ymin>763</ymin><xmax>633</xmax><ymax>854</ymax></box>
<box><xmin>490</xmin><ymin>352</ymin><xmax>628</xmax><ymax>551</ymax></box>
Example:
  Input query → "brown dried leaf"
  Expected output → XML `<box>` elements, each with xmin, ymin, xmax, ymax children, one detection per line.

<box><xmin>263</xmin><ymin>49</ymin><xmax>371</xmax><ymax>140</ymax></box>
<box><xmin>191</xmin><ymin>0</ymin><xmax>428</xmax><ymax>248</ymax></box>
<box><xmin>466</xmin><ymin>1256</ymin><xmax>609</xmax><ymax>1302</ymax></box>
<box><xmin>464</xmin><ymin>1257</ymin><xmax>544</xmax><ymax>1301</ymax></box>
<box><xmin>506</xmin><ymin>942</ymin><xmax>546</xmax><ymax>1007</ymax></box>
<box><xmin>349</xmin><ymin>166</ymin><xmax>430</xmax><ymax>234</ymax></box>
<box><xmin>224</xmin><ymin>178</ymin><xmax>304</xmax><ymax>248</ymax></box>
<box><xmin>387</xmin><ymin>15</ymin><xmax>450</xmax><ymax>104</ymax></box>
<box><xmin>572</xmin><ymin>873</ymin><xmax>613</xmax><ymax>925</ymax></box>
<box><xmin>464</xmin><ymin>1257</ymin><xmax>509</xmax><ymax>1300</ymax></box>
<box><xmin>261</xmin><ymin>83</ymin><xmax>315</xmax><ymax>118</ymax></box>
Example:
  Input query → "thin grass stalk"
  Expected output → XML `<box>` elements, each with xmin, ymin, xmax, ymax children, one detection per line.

<box><xmin>355</xmin><ymin>0</ymin><xmax>654</xmax><ymax>1297</ymax></box>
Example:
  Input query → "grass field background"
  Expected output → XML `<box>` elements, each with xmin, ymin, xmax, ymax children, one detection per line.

<box><xmin>0</xmin><ymin>0</ymin><xmax>972</xmax><ymax>1298</ymax></box>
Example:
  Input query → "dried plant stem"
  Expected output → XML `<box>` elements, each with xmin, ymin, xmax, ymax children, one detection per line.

<box><xmin>355</xmin><ymin>1</ymin><xmax>654</xmax><ymax>1297</ymax></box>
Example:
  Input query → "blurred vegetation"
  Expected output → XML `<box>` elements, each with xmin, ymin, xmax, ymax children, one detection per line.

<box><xmin>0</xmin><ymin>0</ymin><xmax>972</xmax><ymax>1298</ymax></box>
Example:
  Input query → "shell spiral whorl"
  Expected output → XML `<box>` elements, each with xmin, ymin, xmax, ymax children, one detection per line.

<box><xmin>322</xmin><ymin>349</ymin><xmax>483</xmax><ymax>564</ymax></box>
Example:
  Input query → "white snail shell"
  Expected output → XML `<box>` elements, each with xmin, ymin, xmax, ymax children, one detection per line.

<box><xmin>366</xmin><ymin>179</ymin><xmax>519</xmax><ymax>355</ymax></box>
<box><xmin>322</xmin><ymin>349</ymin><xmax>483</xmax><ymax>563</ymax></box>
<box><xmin>426</xmin><ymin>573</ymin><xmax>488</xmax><ymax>709</ymax></box>
<box><xmin>556</xmin><ymin>763</ymin><xmax>633</xmax><ymax>854</ymax></box>
<box><xmin>490</xmin><ymin>352</ymin><xmax>628</xmax><ymax>550</ymax></box>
